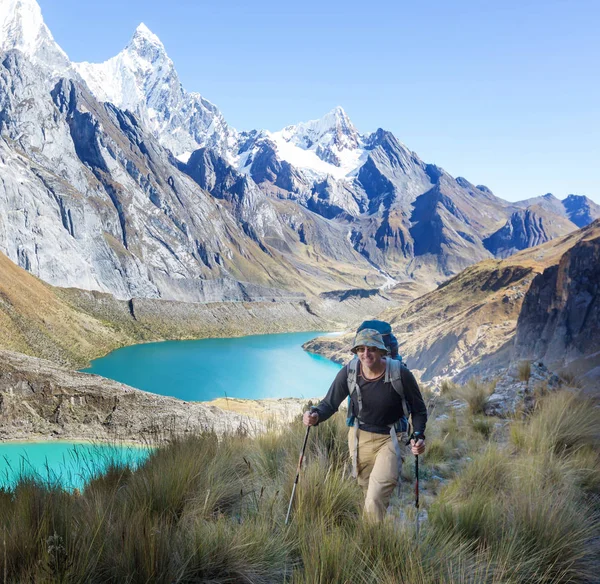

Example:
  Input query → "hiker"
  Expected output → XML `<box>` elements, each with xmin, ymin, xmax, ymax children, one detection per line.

<box><xmin>303</xmin><ymin>327</ymin><xmax>427</xmax><ymax>522</ymax></box>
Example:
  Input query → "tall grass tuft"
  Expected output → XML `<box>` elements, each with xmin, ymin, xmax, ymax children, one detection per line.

<box><xmin>431</xmin><ymin>390</ymin><xmax>600</xmax><ymax>583</ymax></box>
<box><xmin>452</xmin><ymin>378</ymin><xmax>495</xmax><ymax>415</ymax></box>
<box><xmin>518</xmin><ymin>360</ymin><xmax>531</xmax><ymax>381</ymax></box>
<box><xmin>440</xmin><ymin>378</ymin><xmax>457</xmax><ymax>395</ymax></box>
<box><xmin>511</xmin><ymin>390</ymin><xmax>600</xmax><ymax>456</ymax></box>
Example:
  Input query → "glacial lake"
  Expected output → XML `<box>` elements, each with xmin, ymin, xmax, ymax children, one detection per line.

<box><xmin>0</xmin><ymin>442</ymin><xmax>152</xmax><ymax>491</ymax></box>
<box><xmin>0</xmin><ymin>332</ymin><xmax>342</xmax><ymax>489</ymax></box>
<box><xmin>80</xmin><ymin>331</ymin><xmax>343</xmax><ymax>401</ymax></box>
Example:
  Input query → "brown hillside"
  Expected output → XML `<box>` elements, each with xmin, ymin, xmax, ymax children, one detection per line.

<box><xmin>0</xmin><ymin>251</ymin><xmax>131</xmax><ymax>366</ymax></box>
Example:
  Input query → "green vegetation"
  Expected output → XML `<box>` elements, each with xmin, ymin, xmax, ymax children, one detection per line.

<box><xmin>0</xmin><ymin>390</ymin><xmax>598</xmax><ymax>583</ymax></box>
<box><xmin>431</xmin><ymin>390</ymin><xmax>600</xmax><ymax>583</ymax></box>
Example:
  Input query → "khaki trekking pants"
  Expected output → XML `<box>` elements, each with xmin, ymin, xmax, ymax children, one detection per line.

<box><xmin>348</xmin><ymin>428</ymin><xmax>408</xmax><ymax>522</ymax></box>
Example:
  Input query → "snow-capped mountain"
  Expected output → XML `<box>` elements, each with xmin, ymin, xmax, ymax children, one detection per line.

<box><xmin>74</xmin><ymin>24</ymin><xmax>237</xmax><ymax>162</ymax></box>
<box><xmin>235</xmin><ymin>107</ymin><xmax>368</xmax><ymax>183</ymax></box>
<box><xmin>0</xmin><ymin>0</ymin><xmax>70</xmax><ymax>75</ymax></box>
<box><xmin>1</xmin><ymin>0</ymin><xmax>598</xmax><ymax>303</ymax></box>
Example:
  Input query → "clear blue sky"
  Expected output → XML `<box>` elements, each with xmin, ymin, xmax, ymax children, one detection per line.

<box><xmin>38</xmin><ymin>0</ymin><xmax>599</xmax><ymax>204</ymax></box>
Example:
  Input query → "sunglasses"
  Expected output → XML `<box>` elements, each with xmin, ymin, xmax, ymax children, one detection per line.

<box><xmin>355</xmin><ymin>346</ymin><xmax>380</xmax><ymax>353</ymax></box>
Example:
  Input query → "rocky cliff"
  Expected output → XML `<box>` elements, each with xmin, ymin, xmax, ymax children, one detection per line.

<box><xmin>513</xmin><ymin>220</ymin><xmax>600</xmax><ymax>385</ymax></box>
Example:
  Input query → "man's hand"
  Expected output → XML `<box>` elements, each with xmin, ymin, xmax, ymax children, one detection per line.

<box><xmin>303</xmin><ymin>410</ymin><xmax>319</xmax><ymax>427</ymax></box>
<box><xmin>410</xmin><ymin>438</ymin><xmax>425</xmax><ymax>456</ymax></box>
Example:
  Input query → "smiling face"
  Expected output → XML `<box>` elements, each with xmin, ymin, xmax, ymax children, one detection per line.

<box><xmin>355</xmin><ymin>346</ymin><xmax>386</xmax><ymax>371</ymax></box>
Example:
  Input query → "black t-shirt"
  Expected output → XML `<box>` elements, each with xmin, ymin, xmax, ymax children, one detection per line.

<box><xmin>314</xmin><ymin>359</ymin><xmax>427</xmax><ymax>435</ymax></box>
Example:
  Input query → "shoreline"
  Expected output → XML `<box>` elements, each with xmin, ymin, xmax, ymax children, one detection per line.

<box><xmin>0</xmin><ymin>438</ymin><xmax>155</xmax><ymax>448</ymax></box>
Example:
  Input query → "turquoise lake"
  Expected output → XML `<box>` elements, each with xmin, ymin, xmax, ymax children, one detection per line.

<box><xmin>0</xmin><ymin>442</ymin><xmax>152</xmax><ymax>491</ymax></box>
<box><xmin>0</xmin><ymin>332</ymin><xmax>342</xmax><ymax>489</ymax></box>
<box><xmin>81</xmin><ymin>331</ymin><xmax>343</xmax><ymax>401</ymax></box>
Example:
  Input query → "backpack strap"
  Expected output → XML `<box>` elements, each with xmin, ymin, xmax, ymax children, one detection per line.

<box><xmin>347</xmin><ymin>357</ymin><xmax>361</xmax><ymax>478</ymax></box>
<box><xmin>385</xmin><ymin>358</ymin><xmax>409</xmax><ymax>479</ymax></box>
<box><xmin>352</xmin><ymin>418</ymin><xmax>360</xmax><ymax>479</ymax></box>
<box><xmin>347</xmin><ymin>357</ymin><xmax>362</xmax><ymax>417</ymax></box>
<box><xmin>386</xmin><ymin>358</ymin><xmax>410</xmax><ymax>420</ymax></box>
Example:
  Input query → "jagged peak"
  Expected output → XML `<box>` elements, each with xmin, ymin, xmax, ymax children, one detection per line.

<box><xmin>74</xmin><ymin>21</ymin><xmax>173</xmax><ymax>108</ymax></box>
<box><xmin>278</xmin><ymin>105</ymin><xmax>360</xmax><ymax>152</ymax></box>
<box><xmin>563</xmin><ymin>193</ymin><xmax>586</xmax><ymax>202</ymax></box>
<box><xmin>0</xmin><ymin>0</ymin><xmax>44</xmax><ymax>48</ymax></box>
<box><xmin>321</xmin><ymin>105</ymin><xmax>352</xmax><ymax>125</ymax></box>
<box><xmin>0</xmin><ymin>0</ymin><xmax>69</xmax><ymax>69</ymax></box>
<box><xmin>128</xmin><ymin>22</ymin><xmax>165</xmax><ymax>51</ymax></box>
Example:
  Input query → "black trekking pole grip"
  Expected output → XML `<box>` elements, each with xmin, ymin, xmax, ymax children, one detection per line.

<box><xmin>285</xmin><ymin>407</ymin><xmax>317</xmax><ymax>525</ymax></box>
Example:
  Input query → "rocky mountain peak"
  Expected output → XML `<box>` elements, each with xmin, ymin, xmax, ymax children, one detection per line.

<box><xmin>0</xmin><ymin>0</ymin><xmax>70</xmax><ymax>74</ymax></box>
<box><xmin>280</xmin><ymin>106</ymin><xmax>360</xmax><ymax>153</ymax></box>
<box><xmin>74</xmin><ymin>23</ymin><xmax>175</xmax><ymax>111</ymax></box>
<box><xmin>131</xmin><ymin>23</ymin><xmax>164</xmax><ymax>47</ymax></box>
<box><xmin>74</xmin><ymin>23</ymin><xmax>236</xmax><ymax>160</ymax></box>
<box><xmin>320</xmin><ymin>106</ymin><xmax>357</xmax><ymax>139</ymax></box>
<box><xmin>1</xmin><ymin>0</ymin><xmax>46</xmax><ymax>53</ymax></box>
<box><xmin>562</xmin><ymin>194</ymin><xmax>600</xmax><ymax>228</ymax></box>
<box><xmin>124</xmin><ymin>22</ymin><xmax>168</xmax><ymax>67</ymax></box>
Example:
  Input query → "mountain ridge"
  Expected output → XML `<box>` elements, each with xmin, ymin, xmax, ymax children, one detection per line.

<box><xmin>1</xmin><ymin>0</ymin><xmax>598</xmax><ymax>305</ymax></box>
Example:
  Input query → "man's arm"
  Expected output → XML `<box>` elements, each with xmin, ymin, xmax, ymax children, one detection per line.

<box><xmin>308</xmin><ymin>366</ymin><xmax>350</xmax><ymax>425</ymax></box>
<box><xmin>401</xmin><ymin>366</ymin><xmax>427</xmax><ymax>435</ymax></box>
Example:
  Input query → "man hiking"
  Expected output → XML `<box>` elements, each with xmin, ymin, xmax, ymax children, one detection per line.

<box><xmin>303</xmin><ymin>327</ymin><xmax>427</xmax><ymax>522</ymax></box>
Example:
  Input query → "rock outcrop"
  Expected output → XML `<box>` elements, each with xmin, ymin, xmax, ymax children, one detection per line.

<box><xmin>0</xmin><ymin>350</ymin><xmax>258</xmax><ymax>442</ymax></box>
<box><xmin>513</xmin><ymin>220</ymin><xmax>600</xmax><ymax>386</ymax></box>
<box><xmin>484</xmin><ymin>361</ymin><xmax>561</xmax><ymax>417</ymax></box>
<box><xmin>0</xmin><ymin>349</ymin><xmax>320</xmax><ymax>442</ymax></box>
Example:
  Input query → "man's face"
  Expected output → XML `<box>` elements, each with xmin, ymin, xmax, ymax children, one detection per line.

<box><xmin>355</xmin><ymin>346</ymin><xmax>384</xmax><ymax>369</ymax></box>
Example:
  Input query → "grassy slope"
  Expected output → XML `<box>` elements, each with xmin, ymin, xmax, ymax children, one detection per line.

<box><xmin>0</xmin><ymin>384</ymin><xmax>597</xmax><ymax>583</ymax></box>
<box><xmin>0</xmin><ymin>251</ymin><xmax>132</xmax><ymax>367</ymax></box>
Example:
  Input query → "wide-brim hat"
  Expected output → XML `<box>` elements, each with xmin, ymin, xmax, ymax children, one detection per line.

<box><xmin>351</xmin><ymin>328</ymin><xmax>389</xmax><ymax>354</ymax></box>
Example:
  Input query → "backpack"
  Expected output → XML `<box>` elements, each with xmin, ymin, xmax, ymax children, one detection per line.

<box><xmin>345</xmin><ymin>320</ymin><xmax>409</xmax><ymax>430</ymax></box>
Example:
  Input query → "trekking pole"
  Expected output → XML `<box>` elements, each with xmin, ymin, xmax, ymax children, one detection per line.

<box><xmin>415</xmin><ymin>453</ymin><xmax>420</xmax><ymax>542</ymax></box>
<box><xmin>285</xmin><ymin>408</ymin><xmax>316</xmax><ymax>525</ymax></box>
<box><xmin>408</xmin><ymin>431</ymin><xmax>422</xmax><ymax>542</ymax></box>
